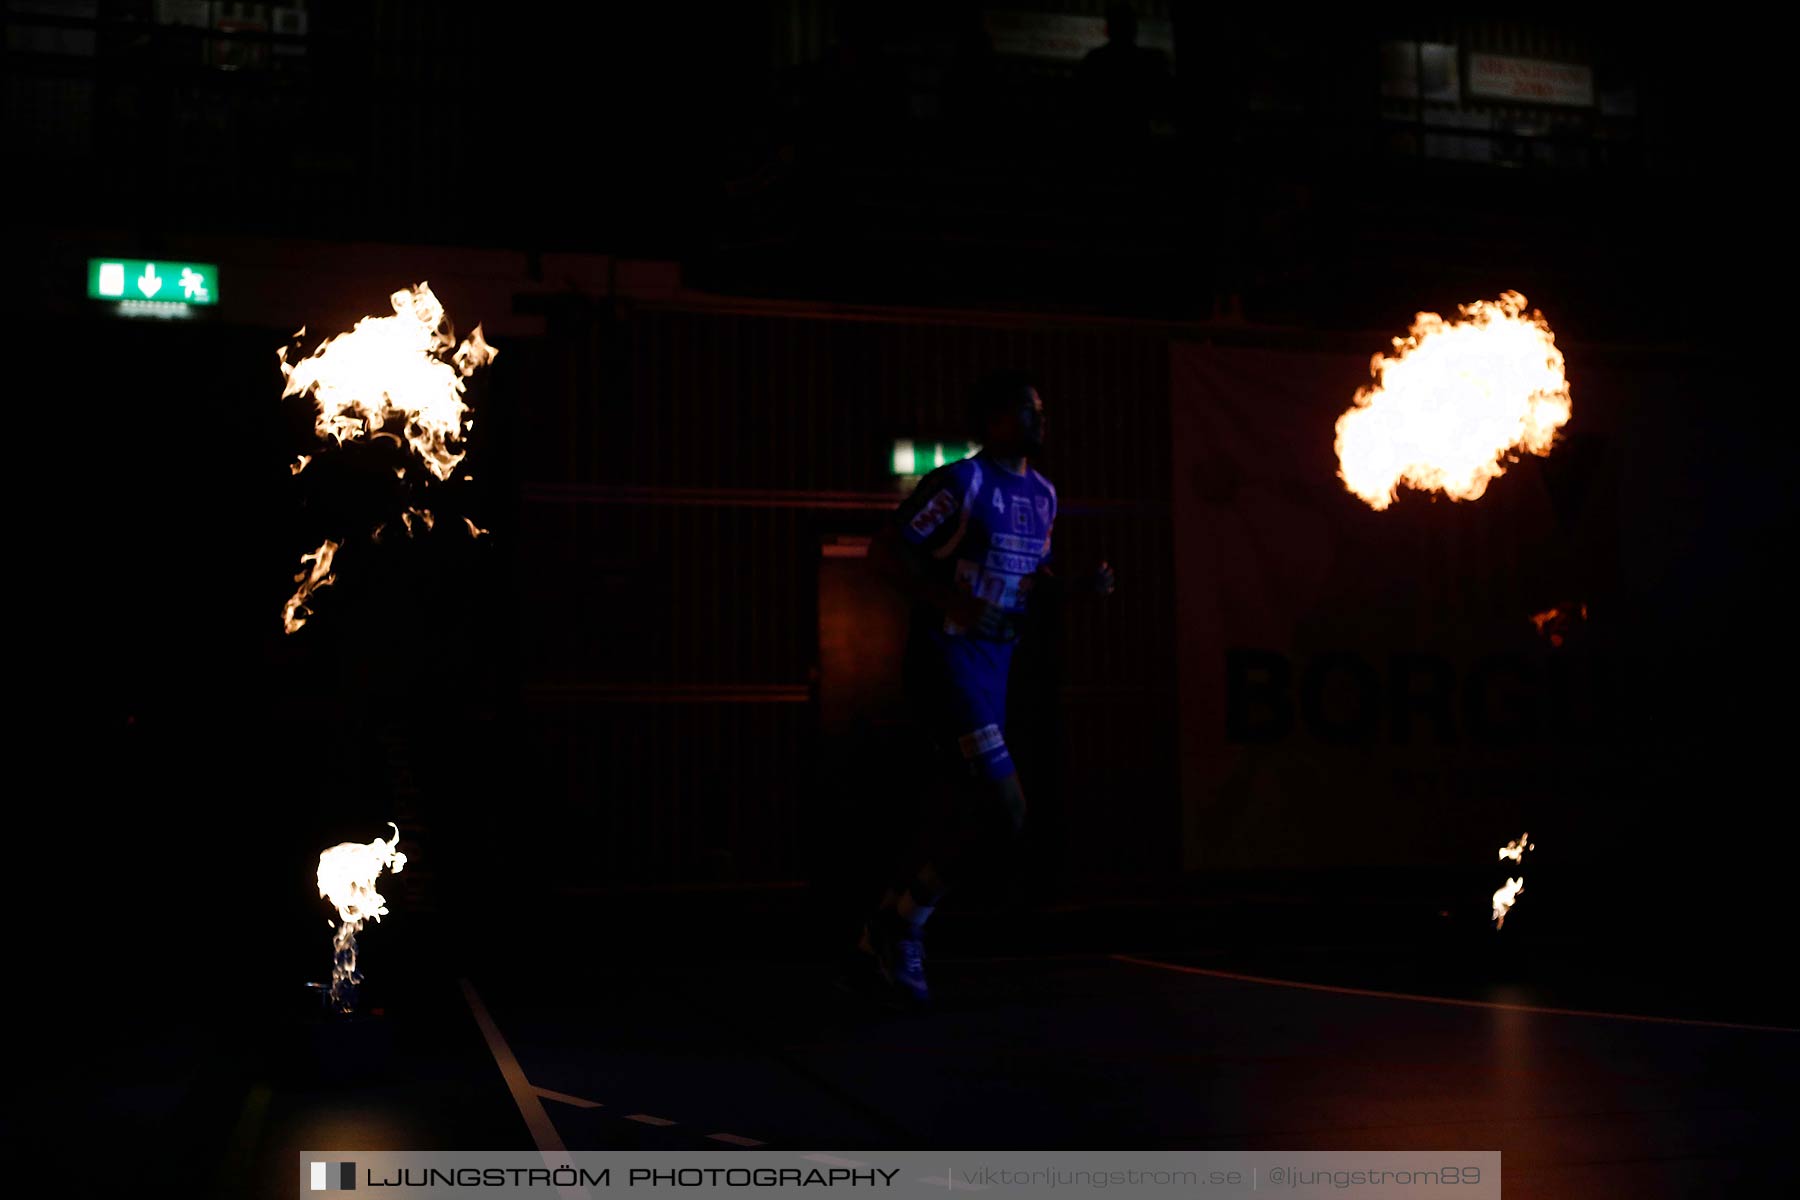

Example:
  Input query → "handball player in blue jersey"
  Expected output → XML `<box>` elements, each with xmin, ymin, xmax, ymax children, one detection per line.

<box><xmin>857</xmin><ymin>370</ymin><xmax>1116</xmax><ymax>1004</ymax></box>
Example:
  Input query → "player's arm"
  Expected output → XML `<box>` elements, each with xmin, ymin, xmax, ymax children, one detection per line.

<box><xmin>1026</xmin><ymin>509</ymin><xmax>1115</xmax><ymax>605</ymax></box>
<box><xmin>870</xmin><ymin>465</ymin><xmax>1009</xmax><ymax>637</ymax></box>
<box><xmin>1021</xmin><ymin>559</ymin><xmax>1114</xmax><ymax>623</ymax></box>
<box><xmin>869</xmin><ymin>523</ymin><xmax>1011</xmax><ymax>637</ymax></box>
<box><xmin>869</xmin><ymin>523</ymin><xmax>964</xmax><ymax>615</ymax></box>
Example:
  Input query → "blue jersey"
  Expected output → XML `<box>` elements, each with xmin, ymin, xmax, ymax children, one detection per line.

<box><xmin>891</xmin><ymin>450</ymin><xmax>1058</xmax><ymax>694</ymax></box>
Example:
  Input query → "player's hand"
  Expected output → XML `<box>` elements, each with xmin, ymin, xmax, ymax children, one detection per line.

<box><xmin>1090</xmin><ymin>560</ymin><xmax>1116</xmax><ymax>597</ymax></box>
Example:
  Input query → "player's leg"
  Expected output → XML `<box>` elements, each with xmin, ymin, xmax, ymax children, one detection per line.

<box><xmin>936</xmin><ymin>671</ymin><xmax>1026</xmax><ymax>886</ymax></box>
<box><xmin>875</xmin><ymin>702</ymin><xmax>1023</xmax><ymax>1004</ymax></box>
<box><xmin>900</xmin><ymin>688</ymin><xmax>1013</xmax><ymax>915</ymax></box>
<box><xmin>849</xmin><ymin>654</ymin><xmax>964</xmax><ymax>994</ymax></box>
<box><xmin>856</xmin><ymin>750</ymin><xmax>965</xmax><ymax>995</ymax></box>
<box><xmin>880</xmin><ymin>647</ymin><xmax>986</xmax><ymax>912</ymax></box>
<box><xmin>910</xmin><ymin>763</ymin><xmax>1025</xmax><ymax>916</ymax></box>
<box><xmin>854</xmin><ymin>758</ymin><xmax>956</xmax><ymax>956</ymax></box>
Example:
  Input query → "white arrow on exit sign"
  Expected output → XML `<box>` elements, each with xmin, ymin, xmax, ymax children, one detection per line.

<box><xmin>138</xmin><ymin>263</ymin><xmax>162</xmax><ymax>297</ymax></box>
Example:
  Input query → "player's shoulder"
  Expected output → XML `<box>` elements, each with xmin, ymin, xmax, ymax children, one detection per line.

<box><xmin>939</xmin><ymin>454</ymin><xmax>983</xmax><ymax>493</ymax></box>
<box><xmin>909</xmin><ymin>458</ymin><xmax>953</xmax><ymax>489</ymax></box>
<box><xmin>1028</xmin><ymin>465</ymin><xmax>1057</xmax><ymax>503</ymax></box>
<box><xmin>906</xmin><ymin>456</ymin><xmax>980</xmax><ymax>504</ymax></box>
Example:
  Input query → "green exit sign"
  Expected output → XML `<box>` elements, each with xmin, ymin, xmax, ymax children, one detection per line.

<box><xmin>892</xmin><ymin>438</ymin><xmax>980</xmax><ymax>476</ymax></box>
<box><xmin>87</xmin><ymin>258</ymin><xmax>220</xmax><ymax>306</ymax></box>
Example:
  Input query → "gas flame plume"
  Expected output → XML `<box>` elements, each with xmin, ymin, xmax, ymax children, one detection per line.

<box><xmin>1499</xmin><ymin>832</ymin><xmax>1535</xmax><ymax>863</ymax></box>
<box><xmin>1492</xmin><ymin>877</ymin><xmax>1525</xmax><ymax>929</ymax></box>
<box><xmin>1493</xmin><ymin>832</ymin><xmax>1535</xmax><ymax>928</ymax></box>
<box><xmin>282</xmin><ymin>540</ymin><xmax>339</xmax><ymax>635</ymax></box>
<box><xmin>1336</xmin><ymin>292</ymin><xmax>1571</xmax><ymax>510</ymax></box>
<box><xmin>315</xmin><ymin>822</ymin><xmax>408</xmax><ymax>1012</ymax></box>
<box><xmin>277</xmin><ymin>283</ymin><xmax>496</xmax><ymax>632</ymax></box>
<box><xmin>278</xmin><ymin>283</ymin><xmax>496</xmax><ymax>482</ymax></box>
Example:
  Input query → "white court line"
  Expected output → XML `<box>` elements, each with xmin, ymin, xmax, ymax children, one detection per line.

<box><xmin>459</xmin><ymin>978</ymin><xmax>591</xmax><ymax>1200</ymax></box>
<box><xmin>534</xmin><ymin>1086</ymin><xmax>603</xmax><ymax>1109</ymax></box>
<box><xmin>462</xmin><ymin>978</ymin><xmax>780</xmax><ymax>1157</ymax></box>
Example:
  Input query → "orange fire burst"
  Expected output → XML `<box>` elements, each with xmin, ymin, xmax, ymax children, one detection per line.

<box><xmin>1530</xmin><ymin>604</ymin><xmax>1588</xmax><ymax>648</ymax></box>
<box><xmin>282</xmin><ymin>539</ymin><xmax>339</xmax><ymax>634</ymax></box>
<box><xmin>277</xmin><ymin>284</ymin><xmax>497</xmax><ymax>633</ymax></box>
<box><xmin>1336</xmin><ymin>292</ymin><xmax>1571</xmax><ymax>510</ymax></box>
<box><xmin>278</xmin><ymin>283</ymin><xmax>496</xmax><ymax>482</ymax></box>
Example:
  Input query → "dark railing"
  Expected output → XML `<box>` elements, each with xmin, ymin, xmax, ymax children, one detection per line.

<box><xmin>12</xmin><ymin>7</ymin><xmax>1647</xmax><ymax>259</ymax></box>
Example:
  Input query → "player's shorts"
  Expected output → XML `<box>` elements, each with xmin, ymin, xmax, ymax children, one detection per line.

<box><xmin>903</xmin><ymin>643</ymin><xmax>1016</xmax><ymax>783</ymax></box>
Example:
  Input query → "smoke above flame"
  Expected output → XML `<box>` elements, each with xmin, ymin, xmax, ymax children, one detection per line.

<box><xmin>316</xmin><ymin>822</ymin><xmax>408</xmax><ymax>1012</ymax></box>
<box><xmin>278</xmin><ymin>283</ymin><xmax>496</xmax><ymax>482</ymax></box>
<box><xmin>1336</xmin><ymin>292</ymin><xmax>1571</xmax><ymax>510</ymax></box>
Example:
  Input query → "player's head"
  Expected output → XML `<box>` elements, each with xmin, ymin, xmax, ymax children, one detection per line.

<box><xmin>968</xmin><ymin>369</ymin><xmax>1045</xmax><ymax>456</ymax></box>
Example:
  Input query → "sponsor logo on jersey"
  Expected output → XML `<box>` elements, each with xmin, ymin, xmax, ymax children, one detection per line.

<box><xmin>985</xmin><ymin>550</ymin><xmax>1036</xmax><ymax>575</ymax></box>
<box><xmin>909</xmin><ymin>488</ymin><xmax>956</xmax><ymax>537</ymax></box>
<box><xmin>1012</xmin><ymin>497</ymin><xmax>1032</xmax><ymax>532</ymax></box>
<box><xmin>958</xmin><ymin>723</ymin><xmax>1005</xmax><ymax>759</ymax></box>
<box><xmin>990</xmin><ymin>532</ymin><xmax>1037</xmax><ymax>553</ymax></box>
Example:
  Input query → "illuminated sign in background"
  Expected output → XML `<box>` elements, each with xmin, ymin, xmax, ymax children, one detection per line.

<box><xmin>87</xmin><ymin>258</ymin><xmax>220</xmax><ymax>307</ymax></box>
<box><xmin>1466</xmin><ymin>54</ymin><xmax>1594</xmax><ymax>107</ymax></box>
<box><xmin>892</xmin><ymin>439</ymin><xmax>980</xmax><ymax>477</ymax></box>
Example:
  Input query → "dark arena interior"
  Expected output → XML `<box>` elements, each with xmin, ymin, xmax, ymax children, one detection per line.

<box><xmin>8</xmin><ymin>6</ymin><xmax>1794</xmax><ymax>1199</ymax></box>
